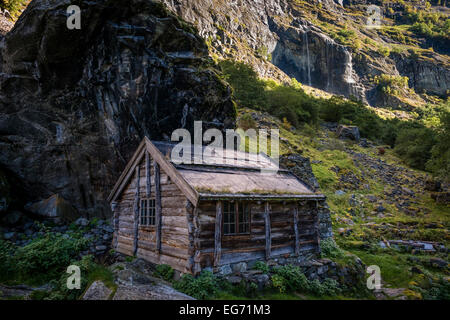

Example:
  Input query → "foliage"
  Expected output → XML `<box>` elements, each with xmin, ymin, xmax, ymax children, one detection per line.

<box><xmin>394</xmin><ymin>126</ymin><xmax>436</xmax><ymax>170</ymax></box>
<box><xmin>173</xmin><ymin>270</ymin><xmax>224</xmax><ymax>299</ymax></box>
<box><xmin>0</xmin><ymin>240</ymin><xmax>15</xmax><ymax>278</ymax></box>
<box><xmin>253</xmin><ymin>261</ymin><xmax>270</xmax><ymax>274</ymax></box>
<box><xmin>154</xmin><ymin>264</ymin><xmax>175</xmax><ymax>281</ymax></box>
<box><xmin>373</xmin><ymin>74</ymin><xmax>410</xmax><ymax>96</ymax></box>
<box><xmin>44</xmin><ymin>255</ymin><xmax>115</xmax><ymax>300</ymax></box>
<box><xmin>320</xmin><ymin>238</ymin><xmax>345</xmax><ymax>259</ymax></box>
<box><xmin>426</xmin><ymin>109</ymin><xmax>450</xmax><ymax>181</ymax></box>
<box><xmin>0</xmin><ymin>226</ymin><xmax>88</xmax><ymax>285</ymax></box>
<box><xmin>271</xmin><ymin>264</ymin><xmax>342</xmax><ymax>297</ymax></box>
<box><xmin>14</xmin><ymin>231</ymin><xmax>88</xmax><ymax>280</ymax></box>
<box><xmin>0</xmin><ymin>0</ymin><xmax>28</xmax><ymax>16</ymax></box>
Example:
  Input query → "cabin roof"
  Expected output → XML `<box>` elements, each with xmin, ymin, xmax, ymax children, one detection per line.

<box><xmin>107</xmin><ymin>138</ymin><xmax>325</xmax><ymax>205</ymax></box>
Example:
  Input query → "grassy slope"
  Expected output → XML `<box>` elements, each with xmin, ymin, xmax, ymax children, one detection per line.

<box><xmin>237</xmin><ymin>107</ymin><xmax>449</xmax><ymax>299</ymax></box>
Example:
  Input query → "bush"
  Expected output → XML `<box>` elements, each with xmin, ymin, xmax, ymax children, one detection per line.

<box><xmin>0</xmin><ymin>240</ymin><xmax>15</xmax><ymax>279</ymax></box>
<box><xmin>320</xmin><ymin>238</ymin><xmax>345</xmax><ymax>259</ymax></box>
<box><xmin>271</xmin><ymin>264</ymin><xmax>342</xmax><ymax>297</ymax></box>
<box><xmin>394</xmin><ymin>127</ymin><xmax>436</xmax><ymax>170</ymax></box>
<box><xmin>173</xmin><ymin>271</ymin><xmax>222</xmax><ymax>299</ymax></box>
<box><xmin>154</xmin><ymin>264</ymin><xmax>175</xmax><ymax>281</ymax></box>
<box><xmin>253</xmin><ymin>261</ymin><xmax>270</xmax><ymax>274</ymax></box>
<box><xmin>273</xmin><ymin>265</ymin><xmax>310</xmax><ymax>292</ymax></box>
<box><xmin>426</xmin><ymin>109</ymin><xmax>450</xmax><ymax>181</ymax></box>
<box><xmin>14</xmin><ymin>232</ymin><xmax>88</xmax><ymax>279</ymax></box>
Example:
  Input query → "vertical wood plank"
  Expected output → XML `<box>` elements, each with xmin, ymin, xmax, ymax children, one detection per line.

<box><xmin>155</xmin><ymin>161</ymin><xmax>162</xmax><ymax>253</ymax></box>
<box><xmin>111</xmin><ymin>202</ymin><xmax>119</xmax><ymax>250</ymax></box>
<box><xmin>293</xmin><ymin>205</ymin><xmax>300</xmax><ymax>256</ymax></box>
<box><xmin>315</xmin><ymin>200</ymin><xmax>321</xmax><ymax>254</ymax></box>
<box><xmin>264</xmin><ymin>202</ymin><xmax>271</xmax><ymax>260</ymax></box>
<box><xmin>133</xmin><ymin>166</ymin><xmax>140</xmax><ymax>256</ymax></box>
<box><xmin>186</xmin><ymin>201</ymin><xmax>195</xmax><ymax>274</ymax></box>
<box><xmin>146</xmin><ymin>151</ymin><xmax>151</xmax><ymax>198</ymax></box>
<box><xmin>214</xmin><ymin>200</ymin><xmax>222</xmax><ymax>267</ymax></box>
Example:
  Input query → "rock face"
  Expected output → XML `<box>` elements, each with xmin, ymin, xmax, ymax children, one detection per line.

<box><xmin>110</xmin><ymin>259</ymin><xmax>195</xmax><ymax>300</ymax></box>
<box><xmin>0</xmin><ymin>0</ymin><xmax>236</xmax><ymax>217</ymax></box>
<box><xmin>82</xmin><ymin>280</ymin><xmax>113</xmax><ymax>300</ymax></box>
<box><xmin>162</xmin><ymin>0</ymin><xmax>366</xmax><ymax>102</ymax></box>
<box><xmin>161</xmin><ymin>0</ymin><xmax>449</xmax><ymax>106</ymax></box>
<box><xmin>24</xmin><ymin>194</ymin><xmax>78</xmax><ymax>223</ymax></box>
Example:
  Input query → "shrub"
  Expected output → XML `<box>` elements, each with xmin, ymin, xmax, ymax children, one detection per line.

<box><xmin>253</xmin><ymin>261</ymin><xmax>270</xmax><ymax>274</ymax></box>
<box><xmin>14</xmin><ymin>232</ymin><xmax>88</xmax><ymax>278</ymax></box>
<box><xmin>173</xmin><ymin>271</ymin><xmax>222</xmax><ymax>299</ymax></box>
<box><xmin>320</xmin><ymin>238</ymin><xmax>345</xmax><ymax>259</ymax></box>
<box><xmin>154</xmin><ymin>264</ymin><xmax>175</xmax><ymax>281</ymax></box>
<box><xmin>273</xmin><ymin>265</ymin><xmax>310</xmax><ymax>292</ymax></box>
<box><xmin>0</xmin><ymin>240</ymin><xmax>15</xmax><ymax>279</ymax></box>
<box><xmin>394</xmin><ymin>127</ymin><xmax>436</xmax><ymax>170</ymax></box>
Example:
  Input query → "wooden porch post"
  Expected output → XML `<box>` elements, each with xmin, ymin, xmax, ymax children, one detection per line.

<box><xmin>293</xmin><ymin>205</ymin><xmax>300</xmax><ymax>256</ymax></box>
<box><xmin>155</xmin><ymin>161</ymin><xmax>162</xmax><ymax>253</ymax></box>
<box><xmin>264</xmin><ymin>202</ymin><xmax>271</xmax><ymax>260</ymax></box>
<box><xmin>133</xmin><ymin>166</ymin><xmax>140</xmax><ymax>256</ymax></box>
<box><xmin>214</xmin><ymin>200</ymin><xmax>222</xmax><ymax>267</ymax></box>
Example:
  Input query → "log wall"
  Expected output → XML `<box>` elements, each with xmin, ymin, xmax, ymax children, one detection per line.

<box><xmin>196</xmin><ymin>200</ymin><xmax>319</xmax><ymax>269</ymax></box>
<box><xmin>115</xmin><ymin>156</ymin><xmax>191</xmax><ymax>273</ymax></box>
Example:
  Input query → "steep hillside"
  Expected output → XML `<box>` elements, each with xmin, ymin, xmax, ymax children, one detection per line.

<box><xmin>162</xmin><ymin>0</ymin><xmax>449</xmax><ymax>108</ymax></box>
<box><xmin>235</xmin><ymin>107</ymin><xmax>449</xmax><ymax>299</ymax></box>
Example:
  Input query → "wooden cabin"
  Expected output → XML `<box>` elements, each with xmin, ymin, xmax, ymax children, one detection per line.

<box><xmin>107</xmin><ymin>137</ymin><xmax>326</xmax><ymax>274</ymax></box>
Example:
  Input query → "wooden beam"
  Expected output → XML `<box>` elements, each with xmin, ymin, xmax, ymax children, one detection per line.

<box><xmin>144</xmin><ymin>137</ymin><xmax>199</xmax><ymax>206</ymax></box>
<box><xmin>214</xmin><ymin>201</ymin><xmax>222</xmax><ymax>267</ymax></box>
<box><xmin>107</xmin><ymin>140</ymin><xmax>146</xmax><ymax>202</ymax></box>
<box><xmin>155</xmin><ymin>161</ymin><xmax>162</xmax><ymax>253</ymax></box>
<box><xmin>293</xmin><ymin>205</ymin><xmax>300</xmax><ymax>256</ymax></box>
<box><xmin>264</xmin><ymin>202</ymin><xmax>271</xmax><ymax>260</ymax></box>
<box><xmin>133</xmin><ymin>166</ymin><xmax>140</xmax><ymax>256</ymax></box>
<box><xmin>146</xmin><ymin>151</ymin><xmax>151</xmax><ymax>197</ymax></box>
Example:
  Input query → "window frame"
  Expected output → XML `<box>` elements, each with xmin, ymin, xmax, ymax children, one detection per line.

<box><xmin>139</xmin><ymin>198</ymin><xmax>156</xmax><ymax>228</ymax></box>
<box><xmin>222</xmin><ymin>201</ymin><xmax>251</xmax><ymax>236</ymax></box>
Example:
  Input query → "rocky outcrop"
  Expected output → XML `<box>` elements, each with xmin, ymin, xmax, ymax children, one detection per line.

<box><xmin>109</xmin><ymin>259</ymin><xmax>195</xmax><ymax>300</ymax></box>
<box><xmin>0</xmin><ymin>0</ymin><xmax>236</xmax><ymax>217</ymax></box>
<box><xmin>392</xmin><ymin>51</ymin><xmax>450</xmax><ymax>97</ymax></box>
<box><xmin>162</xmin><ymin>0</ymin><xmax>366</xmax><ymax>101</ymax></box>
<box><xmin>162</xmin><ymin>0</ymin><xmax>448</xmax><ymax>107</ymax></box>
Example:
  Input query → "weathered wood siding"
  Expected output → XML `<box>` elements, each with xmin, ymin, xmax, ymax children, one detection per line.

<box><xmin>115</xmin><ymin>156</ymin><xmax>190</xmax><ymax>273</ymax></box>
<box><xmin>196</xmin><ymin>200</ymin><xmax>319</xmax><ymax>268</ymax></box>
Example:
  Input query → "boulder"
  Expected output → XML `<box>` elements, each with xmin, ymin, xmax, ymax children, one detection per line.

<box><xmin>82</xmin><ymin>281</ymin><xmax>113</xmax><ymax>300</ymax></box>
<box><xmin>25</xmin><ymin>194</ymin><xmax>78</xmax><ymax>223</ymax></box>
<box><xmin>431</xmin><ymin>192</ymin><xmax>450</xmax><ymax>204</ymax></box>
<box><xmin>337</xmin><ymin>125</ymin><xmax>360</xmax><ymax>141</ymax></box>
<box><xmin>424</xmin><ymin>179</ymin><xmax>442</xmax><ymax>192</ymax></box>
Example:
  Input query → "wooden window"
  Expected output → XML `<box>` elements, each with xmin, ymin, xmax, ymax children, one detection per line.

<box><xmin>223</xmin><ymin>201</ymin><xmax>250</xmax><ymax>235</ymax></box>
<box><xmin>140</xmin><ymin>199</ymin><xmax>156</xmax><ymax>226</ymax></box>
